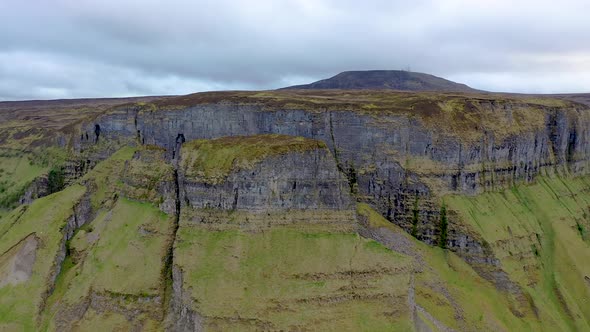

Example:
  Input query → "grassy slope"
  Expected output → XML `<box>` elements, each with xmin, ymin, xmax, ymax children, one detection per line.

<box><xmin>174</xmin><ymin>220</ymin><xmax>414</xmax><ymax>331</ymax></box>
<box><xmin>79</xmin><ymin>146</ymin><xmax>136</xmax><ymax>210</ymax></box>
<box><xmin>119</xmin><ymin>146</ymin><xmax>174</xmax><ymax>206</ymax></box>
<box><xmin>357</xmin><ymin>203</ymin><xmax>543</xmax><ymax>332</ymax></box>
<box><xmin>0</xmin><ymin>184</ymin><xmax>86</xmax><ymax>331</ymax></box>
<box><xmin>0</xmin><ymin>146</ymin><xmax>174</xmax><ymax>331</ymax></box>
<box><xmin>446</xmin><ymin>175</ymin><xmax>590</xmax><ymax>331</ymax></box>
<box><xmin>0</xmin><ymin>152</ymin><xmax>48</xmax><ymax>216</ymax></box>
<box><xmin>42</xmin><ymin>198</ymin><xmax>172</xmax><ymax>331</ymax></box>
<box><xmin>0</xmin><ymin>146</ymin><xmax>69</xmax><ymax>219</ymax></box>
<box><xmin>40</xmin><ymin>146</ymin><xmax>174</xmax><ymax>331</ymax></box>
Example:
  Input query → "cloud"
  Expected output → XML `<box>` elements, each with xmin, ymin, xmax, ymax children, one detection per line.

<box><xmin>1</xmin><ymin>0</ymin><xmax>589</xmax><ymax>100</ymax></box>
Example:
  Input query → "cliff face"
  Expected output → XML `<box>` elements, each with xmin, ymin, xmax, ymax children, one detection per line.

<box><xmin>74</xmin><ymin>91</ymin><xmax>590</xmax><ymax>249</ymax></box>
<box><xmin>170</xmin><ymin>134</ymin><xmax>413</xmax><ymax>331</ymax></box>
<box><xmin>178</xmin><ymin>135</ymin><xmax>351</xmax><ymax>212</ymax></box>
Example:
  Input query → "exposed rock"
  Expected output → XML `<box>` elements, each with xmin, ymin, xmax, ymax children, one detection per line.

<box><xmin>168</xmin><ymin>134</ymin><xmax>412</xmax><ymax>330</ymax></box>
<box><xmin>178</xmin><ymin>135</ymin><xmax>352</xmax><ymax>213</ymax></box>
<box><xmin>40</xmin><ymin>190</ymin><xmax>94</xmax><ymax>313</ymax></box>
<box><xmin>5</xmin><ymin>89</ymin><xmax>590</xmax><ymax>330</ymax></box>
<box><xmin>0</xmin><ymin>233</ymin><xmax>38</xmax><ymax>288</ymax></box>
<box><xmin>75</xmin><ymin>93</ymin><xmax>590</xmax><ymax>252</ymax></box>
<box><xmin>120</xmin><ymin>146</ymin><xmax>176</xmax><ymax>214</ymax></box>
<box><xmin>19</xmin><ymin>176</ymin><xmax>49</xmax><ymax>205</ymax></box>
<box><xmin>169</xmin><ymin>266</ymin><xmax>204</xmax><ymax>332</ymax></box>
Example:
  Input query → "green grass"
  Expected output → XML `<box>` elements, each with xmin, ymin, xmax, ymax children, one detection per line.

<box><xmin>42</xmin><ymin>198</ymin><xmax>173</xmax><ymax>330</ymax></box>
<box><xmin>72</xmin><ymin>199</ymin><xmax>170</xmax><ymax>296</ymax></box>
<box><xmin>80</xmin><ymin>146</ymin><xmax>136</xmax><ymax>210</ymax></box>
<box><xmin>181</xmin><ymin>134</ymin><xmax>327</xmax><ymax>184</ymax></box>
<box><xmin>118</xmin><ymin>146</ymin><xmax>174</xmax><ymax>205</ymax></box>
<box><xmin>357</xmin><ymin>202</ymin><xmax>549</xmax><ymax>331</ymax></box>
<box><xmin>0</xmin><ymin>185</ymin><xmax>86</xmax><ymax>331</ymax></box>
<box><xmin>0</xmin><ymin>146</ymin><xmax>68</xmax><ymax>216</ymax></box>
<box><xmin>37</xmin><ymin>145</ymin><xmax>176</xmax><ymax>330</ymax></box>
<box><xmin>0</xmin><ymin>145</ymin><xmax>177</xmax><ymax>330</ymax></box>
<box><xmin>446</xmin><ymin>175</ymin><xmax>590</xmax><ymax>331</ymax></box>
<box><xmin>174</xmin><ymin>219</ymin><xmax>413</xmax><ymax>331</ymax></box>
<box><xmin>0</xmin><ymin>152</ymin><xmax>48</xmax><ymax>211</ymax></box>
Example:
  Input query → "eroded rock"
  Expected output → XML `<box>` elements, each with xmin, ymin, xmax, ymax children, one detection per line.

<box><xmin>0</xmin><ymin>233</ymin><xmax>38</xmax><ymax>288</ymax></box>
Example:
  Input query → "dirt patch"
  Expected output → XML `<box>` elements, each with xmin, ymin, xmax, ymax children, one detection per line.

<box><xmin>0</xmin><ymin>233</ymin><xmax>39</xmax><ymax>287</ymax></box>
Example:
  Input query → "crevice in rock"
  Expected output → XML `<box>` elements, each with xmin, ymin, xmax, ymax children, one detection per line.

<box><xmin>232</xmin><ymin>186</ymin><xmax>239</xmax><ymax>210</ymax></box>
<box><xmin>173</xmin><ymin>134</ymin><xmax>186</xmax><ymax>160</ymax></box>
<box><xmin>328</xmin><ymin>112</ymin><xmax>344</xmax><ymax>174</ymax></box>
<box><xmin>566</xmin><ymin>125</ymin><xmax>577</xmax><ymax>164</ymax></box>
<box><xmin>546</xmin><ymin>110</ymin><xmax>563</xmax><ymax>164</ymax></box>
<box><xmin>94</xmin><ymin>124</ymin><xmax>101</xmax><ymax>143</ymax></box>
<box><xmin>169</xmin><ymin>266</ymin><xmax>204</xmax><ymax>331</ymax></box>
<box><xmin>162</xmin><ymin>143</ymin><xmax>182</xmax><ymax>326</ymax></box>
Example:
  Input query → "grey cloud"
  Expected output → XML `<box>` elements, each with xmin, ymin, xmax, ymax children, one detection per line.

<box><xmin>1</xmin><ymin>0</ymin><xmax>589</xmax><ymax>100</ymax></box>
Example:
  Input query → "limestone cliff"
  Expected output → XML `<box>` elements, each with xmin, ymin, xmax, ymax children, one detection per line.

<box><xmin>73</xmin><ymin>91</ymin><xmax>590</xmax><ymax>249</ymax></box>
<box><xmin>169</xmin><ymin>135</ymin><xmax>413</xmax><ymax>330</ymax></box>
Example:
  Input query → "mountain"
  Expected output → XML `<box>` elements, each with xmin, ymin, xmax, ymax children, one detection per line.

<box><xmin>282</xmin><ymin>70</ymin><xmax>481</xmax><ymax>92</ymax></box>
<box><xmin>3</xmin><ymin>89</ymin><xmax>590</xmax><ymax>330</ymax></box>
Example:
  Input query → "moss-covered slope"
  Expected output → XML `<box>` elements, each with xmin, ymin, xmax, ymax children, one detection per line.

<box><xmin>173</xmin><ymin>223</ymin><xmax>414</xmax><ymax>331</ymax></box>
<box><xmin>0</xmin><ymin>145</ymin><xmax>177</xmax><ymax>331</ymax></box>
<box><xmin>0</xmin><ymin>185</ymin><xmax>86</xmax><ymax>331</ymax></box>
<box><xmin>446</xmin><ymin>175</ymin><xmax>590</xmax><ymax>331</ymax></box>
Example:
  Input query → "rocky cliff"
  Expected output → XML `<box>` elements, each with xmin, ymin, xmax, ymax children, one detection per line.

<box><xmin>72</xmin><ymin>91</ymin><xmax>590</xmax><ymax>249</ymax></box>
<box><xmin>169</xmin><ymin>134</ymin><xmax>414</xmax><ymax>330</ymax></box>
<box><xmin>178</xmin><ymin>135</ymin><xmax>351</xmax><ymax>212</ymax></box>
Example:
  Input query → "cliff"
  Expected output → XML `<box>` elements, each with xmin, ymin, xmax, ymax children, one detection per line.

<box><xmin>178</xmin><ymin>134</ymin><xmax>351</xmax><ymax>212</ymax></box>
<box><xmin>71</xmin><ymin>90</ymin><xmax>590</xmax><ymax>250</ymax></box>
<box><xmin>171</xmin><ymin>134</ymin><xmax>414</xmax><ymax>330</ymax></box>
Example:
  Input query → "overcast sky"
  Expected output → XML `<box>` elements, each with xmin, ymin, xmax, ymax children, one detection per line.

<box><xmin>1</xmin><ymin>0</ymin><xmax>589</xmax><ymax>101</ymax></box>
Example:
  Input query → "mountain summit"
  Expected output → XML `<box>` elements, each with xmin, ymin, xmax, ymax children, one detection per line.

<box><xmin>282</xmin><ymin>70</ymin><xmax>480</xmax><ymax>93</ymax></box>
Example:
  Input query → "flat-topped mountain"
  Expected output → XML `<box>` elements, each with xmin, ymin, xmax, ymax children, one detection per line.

<box><xmin>282</xmin><ymin>70</ymin><xmax>480</xmax><ymax>93</ymax></box>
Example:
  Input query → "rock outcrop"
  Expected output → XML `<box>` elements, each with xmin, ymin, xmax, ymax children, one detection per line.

<box><xmin>19</xmin><ymin>176</ymin><xmax>49</xmax><ymax>205</ymax></box>
<box><xmin>72</xmin><ymin>91</ymin><xmax>590</xmax><ymax>249</ymax></box>
<box><xmin>178</xmin><ymin>135</ymin><xmax>352</xmax><ymax>213</ymax></box>
<box><xmin>0</xmin><ymin>233</ymin><xmax>39</xmax><ymax>288</ymax></box>
<box><xmin>170</xmin><ymin>135</ymin><xmax>411</xmax><ymax>330</ymax></box>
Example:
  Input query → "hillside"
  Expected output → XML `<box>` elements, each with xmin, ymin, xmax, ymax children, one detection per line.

<box><xmin>552</xmin><ymin>93</ymin><xmax>590</xmax><ymax>106</ymax></box>
<box><xmin>281</xmin><ymin>70</ymin><xmax>481</xmax><ymax>92</ymax></box>
<box><xmin>1</xmin><ymin>89</ymin><xmax>590</xmax><ymax>331</ymax></box>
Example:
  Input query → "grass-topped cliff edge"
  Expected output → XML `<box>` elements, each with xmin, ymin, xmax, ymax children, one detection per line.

<box><xmin>180</xmin><ymin>134</ymin><xmax>327</xmax><ymax>184</ymax></box>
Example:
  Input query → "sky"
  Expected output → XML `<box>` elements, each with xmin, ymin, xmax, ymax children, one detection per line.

<box><xmin>1</xmin><ymin>0</ymin><xmax>589</xmax><ymax>101</ymax></box>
